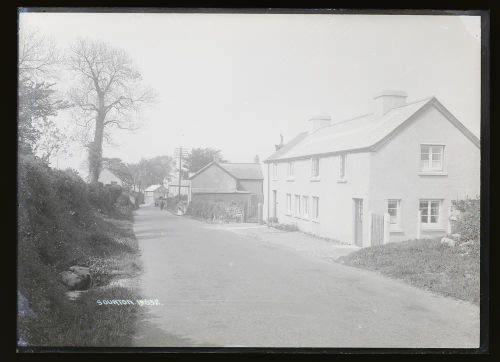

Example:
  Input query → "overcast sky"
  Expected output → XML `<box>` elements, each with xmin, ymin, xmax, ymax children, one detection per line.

<box><xmin>19</xmin><ymin>12</ymin><xmax>481</xmax><ymax>176</ymax></box>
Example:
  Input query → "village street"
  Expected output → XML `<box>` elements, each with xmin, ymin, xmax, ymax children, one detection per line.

<box><xmin>131</xmin><ymin>205</ymin><xmax>479</xmax><ymax>348</ymax></box>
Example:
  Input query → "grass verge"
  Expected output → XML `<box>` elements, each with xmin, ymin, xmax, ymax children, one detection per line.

<box><xmin>338</xmin><ymin>238</ymin><xmax>479</xmax><ymax>304</ymax></box>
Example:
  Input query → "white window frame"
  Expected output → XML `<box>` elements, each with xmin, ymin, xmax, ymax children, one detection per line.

<box><xmin>272</xmin><ymin>163</ymin><xmax>278</xmax><ymax>179</ymax></box>
<box><xmin>420</xmin><ymin>145</ymin><xmax>444</xmax><ymax>172</ymax></box>
<box><xmin>302</xmin><ymin>195</ymin><xmax>309</xmax><ymax>218</ymax></box>
<box><xmin>287</xmin><ymin>161</ymin><xmax>294</xmax><ymax>179</ymax></box>
<box><xmin>295</xmin><ymin>194</ymin><xmax>301</xmax><ymax>216</ymax></box>
<box><xmin>387</xmin><ymin>199</ymin><xmax>401</xmax><ymax>229</ymax></box>
<box><xmin>339</xmin><ymin>154</ymin><xmax>346</xmax><ymax>180</ymax></box>
<box><xmin>311</xmin><ymin>157</ymin><xmax>320</xmax><ymax>178</ymax></box>
<box><xmin>312</xmin><ymin>196</ymin><xmax>319</xmax><ymax>220</ymax></box>
<box><xmin>286</xmin><ymin>193</ymin><xmax>291</xmax><ymax>215</ymax></box>
<box><xmin>419</xmin><ymin>199</ymin><xmax>442</xmax><ymax>227</ymax></box>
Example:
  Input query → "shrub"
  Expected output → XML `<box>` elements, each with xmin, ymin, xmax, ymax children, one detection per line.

<box><xmin>186</xmin><ymin>199</ymin><xmax>247</xmax><ymax>222</ymax></box>
<box><xmin>452</xmin><ymin>197</ymin><xmax>480</xmax><ymax>244</ymax></box>
<box><xmin>17</xmin><ymin>155</ymin><xmax>140</xmax><ymax>346</ymax></box>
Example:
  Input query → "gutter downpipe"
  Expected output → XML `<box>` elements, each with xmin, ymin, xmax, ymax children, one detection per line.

<box><xmin>267</xmin><ymin>162</ymin><xmax>270</xmax><ymax>228</ymax></box>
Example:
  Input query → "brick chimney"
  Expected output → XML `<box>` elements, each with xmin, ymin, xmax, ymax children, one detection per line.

<box><xmin>373</xmin><ymin>90</ymin><xmax>408</xmax><ymax>117</ymax></box>
<box><xmin>309</xmin><ymin>115</ymin><xmax>331</xmax><ymax>132</ymax></box>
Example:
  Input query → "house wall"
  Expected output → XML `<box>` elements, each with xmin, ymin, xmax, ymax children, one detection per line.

<box><xmin>369</xmin><ymin>105</ymin><xmax>480</xmax><ymax>243</ymax></box>
<box><xmin>168</xmin><ymin>185</ymin><xmax>190</xmax><ymax>196</ymax></box>
<box><xmin>191</xmin><ymin>165</ymin><xmax>238</xmax><ymax>193</ymax></box>
<box><xmin>264</xmin><ymin>152</ymin><xmax>371</xmax><ymax>244</ymax></box>
<box><xmin>144</xmin><ymin>188</ymin><xmax>167</xmax><ymax>205</ymax></box>
<box><xmin>238</xmin><ymin>179</ymin><xmax>263</xmax><ymax>197</ymax></box>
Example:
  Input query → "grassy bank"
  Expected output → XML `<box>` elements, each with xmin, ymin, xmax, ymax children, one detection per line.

<box><xmin>338</xmin><ymin>238</ymin><xmax>479</xmax><ymax>304</ymax></box>
<box><xmin>18</xmin><ymin>155</ymin><xmax>141</xmax><ymax>347</ymax></box>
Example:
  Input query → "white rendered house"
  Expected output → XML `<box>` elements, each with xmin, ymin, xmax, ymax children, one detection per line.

<box><xmin>263</xmin><ymin>91</ymin><xmax>480</xmax><ymax>247</ymax></box>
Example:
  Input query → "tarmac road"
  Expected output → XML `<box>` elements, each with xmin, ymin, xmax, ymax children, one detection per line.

<box><xmin>132</xmin><ymin>205</ymin><xmax>479</xmax><ymax>348</ymax></box>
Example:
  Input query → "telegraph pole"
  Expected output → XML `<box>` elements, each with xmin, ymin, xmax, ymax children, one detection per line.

<box><xmin>178</xmin><ymin>147</ymin><xmax>182</xmax><ymax>202</ymax></box>
<box><xmin>174</xmin><ymin>147</ymin><xmax>190</xmax><ymax>203</ymax></box>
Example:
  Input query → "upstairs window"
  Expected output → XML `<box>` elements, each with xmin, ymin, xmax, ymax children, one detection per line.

<box><xmin>339</xmin><ymin>154</ymin><xmax>346</xmax><ymax>179</ymax></box>
<box><xmin>287</xmin><ymin>161</ymin><xmax>294</xmax><ymax>178</ymax></box>
<box><xmin>420</xmin><ymin>145</ymin><xmax>444</xmax><ymax>171</ymax></box>
<box><xmin>272</xmin><ymin>163</ymin><xmax>278</xmax><ymax>179</ymax></box>
<box><xmin>419</xmin><ymin>200</ymin><xmax>441</xmax><ymax>225</ymax></box>
<box><xmin>311</xmin><ymin>157</ymin><xmax>320</xmax><ymax>177</ymax></box>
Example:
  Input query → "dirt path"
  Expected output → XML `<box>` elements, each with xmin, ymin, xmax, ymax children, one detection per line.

<box><xmin>132</xmin><ymin>205</ymin><xmax>479</xmax><ymax>348</ymax></box>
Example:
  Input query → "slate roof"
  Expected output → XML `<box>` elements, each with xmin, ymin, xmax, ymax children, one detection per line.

<box><xmin>219</xmin><ymin>163</ymin><xmax>263</xmax><ymax>180</ymax></box>
<box><xmin>264</xmin><ymin>96</ymin><xmax>480</xmax><ymax>162</ymax></box>
<box><xmin>188</xmin><ymin>162</ymin><xmax>263</xmax><ymax>181</ymax></box>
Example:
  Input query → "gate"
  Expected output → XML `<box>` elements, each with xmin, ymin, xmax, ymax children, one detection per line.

<box><xmin>370</xmin><ymin>214</ymin><xmax>384</xmax><ymax>246</ymax></box>
<box><xmin>369</xmin><ymin>212</ymin><xmax>390</xmax><ymax>246</ymax></box>
<box><xmin>245</xmin><ymin>195</ymin><xmax>263</xmax><ymax>223</ymax></box>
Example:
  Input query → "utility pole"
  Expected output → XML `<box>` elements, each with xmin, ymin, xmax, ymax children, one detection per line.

<box><xmin>178</xmin><ymin>147</ymin><xmax>182</xmax><ymax>202</ymax></box>
<box><xmin>174</xmin><ymin>147</ymin><xmax>190</xmax><ymax>203</ymax></box>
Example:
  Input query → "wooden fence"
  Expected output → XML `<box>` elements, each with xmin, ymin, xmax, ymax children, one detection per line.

<box><xmin>368</xmin><ymin>212</ymin><xmax>390</xmax><ymax>246</ymax></box>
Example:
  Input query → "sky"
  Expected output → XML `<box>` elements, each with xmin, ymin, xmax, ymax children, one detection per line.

<box><xmin>19</xmin><ymin>12</ymin><xmax>481</xmax><ymax>176</ymax></box>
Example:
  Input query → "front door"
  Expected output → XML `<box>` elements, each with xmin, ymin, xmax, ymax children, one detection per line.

<box><xmin>353</xmin><ymin>198</ymin><xmax>363</xmax><ymax>246</ymax></box>
<box><xmin>272</xmin><ymin>190</ymin><xmax>278</xmax><ymax>219</ymax></box>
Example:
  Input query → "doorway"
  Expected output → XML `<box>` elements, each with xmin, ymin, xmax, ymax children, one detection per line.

<box><xmin>353</xmin><ymin>198</ymin><xmax>363</xmax><ymax>246</ymax></box>
<box><xmin>272</xmin><ymin>190</ymin><xmax>278</xmax><ymax>219</ymax></box>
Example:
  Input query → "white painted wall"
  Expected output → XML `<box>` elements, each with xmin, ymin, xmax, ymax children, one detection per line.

<box><xmin>369</xmin><ymin>105</ymin><xmax>480</xmax><ymax>242</ymax></box>
<box><xmin>264</xmin><ymin>152</ymin><xmax>371</xmax><ymax>245</ymax></box>
<box><xmin>264</xmin><ymin>105</ymin><xmax>480</xmax><ymax>247</ymax></box>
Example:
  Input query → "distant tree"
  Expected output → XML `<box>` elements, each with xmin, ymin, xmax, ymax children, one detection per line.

<box><xmin>184</xmin><ymin>148</ymin><xmax>226</xmax><ymax>175</ymax></box>
<box><xmin>127</xmin><ymin>155</ymin><xmax>174</xmax><ymax>192</ymax></box>
<box><xmin>67</xmin><ymin>38</ymin><xmax>156</xmax><ymax>184</ymax></box>
<box><xmin>147</xmin><ymin>155</ymin><xmax>174</xmax><ymax>185</ymax></box>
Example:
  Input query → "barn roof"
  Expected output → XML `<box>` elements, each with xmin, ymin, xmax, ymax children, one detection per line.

<box><xmin>219</xmin><ymin>163</ymin><xmax>263</xmax><ymax>180</ymax></box>
<box><xmin>264</xmin><ymin>96</ymin><xmax>479</xmax><ymax>162</ymax></box>
<box><xmin>188</xmin><ymin>162</ymin><xmax>263</xmax><ymax>181</ymax></box>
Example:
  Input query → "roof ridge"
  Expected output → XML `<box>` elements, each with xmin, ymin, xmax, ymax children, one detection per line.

<box><xmin>389</xmin><ymin>96</ymin><xmax>434</xmax><ymax>111</ymax></box>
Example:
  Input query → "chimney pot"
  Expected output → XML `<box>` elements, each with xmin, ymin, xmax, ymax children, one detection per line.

<box><xmin>309</xmin><ymin>115</ymin><xmax>331</xmax><ymax>132</ymax></box>
<box><xmin>373</xmin><ymin>90</ymin><xmax>408</xmax><ymax>116</ymax></box>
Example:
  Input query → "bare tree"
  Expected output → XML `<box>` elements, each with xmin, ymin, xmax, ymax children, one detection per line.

<box><xmin>67</xmin><ymin>39</ymin><xmax>156</xmax><ymax>183</ymax></box>
<box><xmin>18</xmin><ymin>27</ymin><xmax>60</xmax><ymax>81</ymax></box>
<box><xmin>18</xmin><ymin>27</ymin><xmax>68</xmax><ymax>159</ymax></box>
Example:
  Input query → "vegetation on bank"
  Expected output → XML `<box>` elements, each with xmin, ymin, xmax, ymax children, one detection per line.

<box><xmin>18</xmin><ymin>155</ymin><xmax>141</xmax><ymax>347</ymax></box>
<box><xmin>339</xmin><ymin>199</ymin><xmax>480</xmax><ymax>304</ymax></box>
<box><xmin>186</xmin><ymin>199</ymin><xmax>247</xmax><ymax>223</ymax></box>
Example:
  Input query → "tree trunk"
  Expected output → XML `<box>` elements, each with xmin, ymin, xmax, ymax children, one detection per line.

<box><xmin>88</xmin><ymin>96</ymin><xmax>105</xmax><ymax>184</ymax></box>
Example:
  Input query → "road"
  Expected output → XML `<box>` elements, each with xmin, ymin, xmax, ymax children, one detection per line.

<box><xmin>132</xmin><ymin>205</ymin><xmax>479</xmax><ymax>348</ymax></box>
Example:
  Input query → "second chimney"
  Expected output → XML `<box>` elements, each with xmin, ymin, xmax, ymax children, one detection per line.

<box><xmin>309</xmin><ymin>115</ymin><xmax>331</xmax><ymax>132</ymax></box>
<box><xmin>373</xmin><ymin>90</ymin><xmax>408</xmax><ymax>116</ymax></box>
